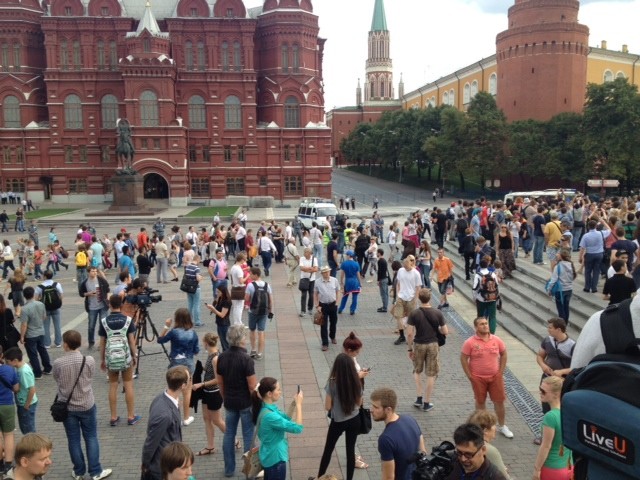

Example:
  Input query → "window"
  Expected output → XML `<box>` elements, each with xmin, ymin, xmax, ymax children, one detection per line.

<box><xmin>430</xmin><ymin>96</ymin><xmax>435</xmax><ymax>107</ymax></box>
<box><xmin>185</xmin><ymin>41</ymin><xmax>193</xmax><ymax>70</ymax></box>
<box><xmin>1</xmin><ymin>44</ymin><xmax>8</xmax><ymax>71</ymax></box>
<box><xmin>109</xmin><ymin>41</ymin><xmax>117</xmax><ymax>70</ymax></box>
<box><xmin>97</xmin><ymin>40</ymin><xmax>105</xmax><ymax>69</ymax></box>
<box><xmin>153</xmin><ymin>138</ymin><xmax>161</xmax><ymax>149</ymax></box>
<box><xmin>73</xmin><ymin>40</ymin><xmax>81</xmax><ymax>70</ymax></box>
<box><xmin>224</xmin><ymin>95</ymin><xmax>241</xmax><ymax>129</ymax></box>
<box><xmin>237</xmin><ymin>145</ymin><xmax>244</xmax><ymax>162</ymax></box>
<box><xmin>69</xmin><ymin>178</ymin><xmax>87</xmax><ymax>193</ymax></box>
<box><xmin>295</xmin><ymin>144</ymin><xmax>302</xmax><ymax>161</ymax></box>
<box><xmin>79</xmin><ymin>145</ymin><xmax>88</xmax><ymax>162</ymax></box>
<box><xmin>190</xmin><ymin>7</ymin><xmax>197</xmax><ymax>17</ymax></box>
<box><xmin>223</xmin><ymin>146</ymin><xmax>231</xmax><ymax>162</ymax></box>
<box><xmin>226</xmin><ymin>177</ymin><xmax>244</xmax><ymax>195</ymax></box>
<box><xmin>603</xmin><ymin>70</ymin><xmax>613</xmax><ymax>82</ymax></box>
<box><xmin>140</xmin><ymin>138</ymin><xmax>148</xmax><ymax>149</ymax></box>
<box><xmin>101</xmin><ymin>6</ymin><xmax>109</xmax><ymax>15</ymax></box>
<box><xmin>463</xmin><ymin>83</ymin><xmax>470</xmax><ymax>104</ymax></box>
<box><xmin>2</xmin><ymin>146</ymin><xmax>9</xmax><ymax>163</ymax></box>
<box><xmin>140</xmin><ymin>90</ymin><xmax>159</xmax><ymax>126</ymax></box>
<box><xmin>3</xmin><ymin>95</ymin><xmax>20</xmax><ymax>128</ymax></box>
<box><xmin>284</xmin><ymin>96</ymin><xmax>299</xmax><ymax>128</ymax></box>
<box><xmin>284</xmin><ymin>176</ymin><xmax>302</xmax><ymax>195</ymax></box>
<box><xmin>101</xmin><ymin>145</ymin><xmax>110</xmax><ymax>162</ymax></box>
<box><xmin>281</xmin><ymin>44</ymin><xmax>288</xmax><ymax>72</ymax></box>
<box><xmin>100</xmin><ymin>94</ymin><xmax>118</xmax><ymax>129</ymax></box>
<box><xmin>64</xmin><ymin>6</ymin><xmax>72</xmax><ymax>15</ymax></box>
<box><xmin>443</xmin><ymin>92</ymin><xmax>448</xmax><ymax>105</ymax></box>
<box><xmin>191</xmin><ymin>178</ymin><xmax>209</xmax><ymax>197</ymax></box>
<box><xmin>15</xmin><ymin>146</ymin><xmax>23</xmax><ymax>163</ymax></box>
<box><xmin>197</xmin><ymin>42</ymin><xmax>205</xmax><ymax>71</ymax></box>
<box><xmin>13</xmin><ymin>44</ymin><xmax>20</xmax><ymax>72</ymax></box>
<box><xmin>616</xmin><ymin>71</ymin><xmax>626</xmax><ymax>79</ymax></box>
<box><xmin>471</xmin><ymin>80</ymin><xmax>479</xmax><ymax>97</ymax></box>
<box><xmin>143</xmin><ymin>38</ymin><xmax>151</xmax><ymax>53</ymax></box>
<box><xmin>292</xmin><ymin>44</ymin><xmax>299</xmax><ymax>73</ymax></box>
<box><xmin>188</xmin><ymin>95</ymin><xmax>206</xmax><ymax>129</ymax></box>
<box><xmin>6</xmin><ymin>178</ymin><xmax>24</xmax><ymax>192</ymax></box>
<box><xmin>283</xmin><ymin>144</ymin><xmax>290</xmax><ymax>162</ymax></box>
<box><xmin>189</xmin><ymin>145</ymin><xmax>197</xmax><ymax>162</ymax></box>
<box><xmin>233</xmin><ymin>41</ymin><xmax>241</xmax><ymax>71</ymax></box>
<box><xmin>449</xmin><ymin>89</ymin><xmax>455</xmax><ymax>106</ymax></box>
<box><xmin>203</xmin><ymin>148</ymin><xmax>210</xmax><ymax>162</ymax></box>
<box><xmin>259</xmin><ymin>176</ymin><xmax>267</xmax><ymax>187</ymax></box>
<box><xmin>64</xmin><ymin>94</ymin><xmax>83</xmax><ymax>129</ymax></box>
<box><xmin>65</xmin><ymin>145</ymin><xmax>73</xmax><ymax>162</ymax></box>
<box><xmin>222</xmin><ymin>42</ymin><xmax>229</xmax><ymax>71</ymax></box>
<box><xmin>370</xmin><ymin>81</ymin><xmax>374</xmax><ymax>98</ymax></box>
<box><xmin>380</xmin><ymin>81</ymin><xmax>385</xmax><ymax>98</ymax></box>
<box><xmin>226</xmin><ymin>7</ymin><xmax>234</xmax><ymax>17</ymax></box>
<box><xmin>61</xmin><ymin>40</ymin><xmax>68</xmax><ymax>70</ymax></box>
<box><xmin>489</xmin><ymin>73</ymin><xmax>497</xmax><ymax>95</ymax></box>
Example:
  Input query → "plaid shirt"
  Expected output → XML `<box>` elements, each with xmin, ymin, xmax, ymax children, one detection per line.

<box><xmin>52</xmin><ymin>350</ymin><xmax>95</xmax><ymax>411</ymax></box>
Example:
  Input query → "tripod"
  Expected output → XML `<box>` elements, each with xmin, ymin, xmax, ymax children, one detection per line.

<box><xmin>134</xmin><ymin>306</ymin><xmax>170</xmax><ymax>378</ymax></box>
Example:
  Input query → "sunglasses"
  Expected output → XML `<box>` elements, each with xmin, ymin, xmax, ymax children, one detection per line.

<box><xmin>455</xmin><ymin>445</ymin><xmax>482</xmax><ymax>460</ymax></box>
<box><xmin>539</xmin><ymin>387</ymin><xmax>549</xmax><ymax>395</ymax></box>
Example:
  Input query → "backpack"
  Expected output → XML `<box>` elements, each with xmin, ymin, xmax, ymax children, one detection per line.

<box><xmin>101</xmin><ymin>315</ymin><xmax>132</xmax><ymax>372</ymax></box>
<box><xmin>249</xmin><ymin>282</ymin><xmax>270</xmax><ymax>316</ymax></box>
<box><xmin>59</xmin><ymin>246</ymin><xmax>69</xmax><ymax>259</ymax></box>
<box><xmin>39</xmin><ymin>282</ymin><xmax>62</xmax><ymax>311</ymax></box>
<box><xmin>476</xmin><ymin>273</ymin><xmax>499</xmax><ymax>302</ymax></box>
<box><xmin>562</xmin><ymin>299</ymin><xmax>640</xmax><ymax>480</ymax></box>
<box><xmin>75</xmin><ymin>251</ymin><xmax>87</xmax><ymax>267</ymax></box>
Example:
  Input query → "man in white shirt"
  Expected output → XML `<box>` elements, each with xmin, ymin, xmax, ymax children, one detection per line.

<box><xmin>235</xmin><ymin>224</ymin><xmax>247</xmax><ymax>252</ymax></box>
<box><xmin>298</xmin><ymin>248</ymin><xmax>318</xmax><ymax>316</ymax></box>
<box><xmin>284</xmin><ymin>238</ymin><xmax>299</xmax><ymax>287</ymax></box>
<box><xmin>238</xmin><ymin>210</ymin><xmax>247</xmax><ymax>228</ymax></box>
<box><xmin>309</xmin><ymin>222</ymin><xmax>324</xmax><ymax>267</ymax></box>
<box><xmin>258</xmin><ymin>233</ymin><xmax>277</xmax><ymax>277</ymax></box>
<box><xmin>229</xmin><ymin>252</ymin><xmax>247</xmax><ymax>326</ymax></box>
<box><xmin>284</xmin><ymin>221</ymin><xmax>293</xmax><ymax>242</ymax></box>
<box><xmin>392</xmin><ymin>255</ymin><xmax>423</xmax><ymax>345</ymax></box>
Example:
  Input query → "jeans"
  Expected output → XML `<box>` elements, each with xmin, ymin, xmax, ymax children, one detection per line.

<box><xmin>2</xmin><ymin>261</ymin><xmax>15</xmax><ymax>279</ymax></box>
<box><xmin>554</xmin><ymin>290</ymin><xmax>572</xmax><ymax>325</ymax></box>
<box><xmin>24</xmin><ymin>335</ymin><xmax>51</xmax><ymax>377</ymax></box>
<box><xmin>156</xmin><ymin>257</ymin><xmax>168</xmax><ymax>283</ymax></box>
<box><xmin>378</xmin><ymin>278</ymin><xmax>389</xmax><ymax>310</ymax></box>
<box><xmin>339</xmin><ymin>292</ymin><xmax>359</xmax><ymax>314</ymax></box>
<box><xmin>44</xmin><ymin>308</ymin><xmax>62</xmax><ymax>347</ymax></box>
<box><xmin>300</xmin><ymin>280</ymin><xmax>315</xmax><ymax>313</ymax></box>
<box><xmin>261</xmin><ymin>251</ymin><xmax>273</xmax><ymax>275</ymax></box>
<box><xmin>319</xmin><ymin>302</ymin><xmax>338</xmax><ymax>347</ymax></box>
<box><xmin>584</xmin><ymin>253</ymin><xmax>603</xmax><ymax>292</ymax></box>
<box><xmin>217</xmin><ymin>323</ymin><xmax>230</xmax><ymax>351</ymax></box>
<box><xmin>533</xmin><ymin>235</ymin><xmax>545</xmax><ymax>264</ymax></box>
<box><xmin>513</xmin><ymin>237</ymin><xmax>519</xmax><ymax>258</ymax></box>
<box><xmin>312</xmin><ymin>243</ymin><xmax>323</xmax><ymax>267</ymax></box>
<box><xmin>328</xmin><ymin>259</ymin><xmax>338</xmax><ymax>278</ymax></box>
<box><xmin>87</xmin><ymin>307</ymin><xmax>108</xmax><ymax>346</ymax></box>
<box><xmin>63</xmin><ymin>404</ymin><xmax>104</xmax><ymax>478</ymax></box>
<box><xmin>318</xmin><ymin>415</ymin><xmax>360</xmax><ymax>480</ymax></box>
<box><xmin>264</xmin><ymin>460</ymin><xmax>286</xmax><ymax>480</ymax></box>
<box><xmin>223</xmin><ymin>407</ymin><xmax>254</xmax><ymax>477</ymax></box>
<box><xmin>17</xmin><ymin>403</ymin><xmax>37</xmax><ymax>434</ymax></box>
<box><xmin>187</xmin><ymin>287</ymin><xmax>202</xmax><ymax>326</ymax></box>
<box><xmin>420</xmin><ymin>264</ymin><xmax>432</xmax><ymax>288</ymax></box>
<box><xmin>76</xmin><ymin>267</ymin><xmax>88</xmax><ymax>294</ymax></box>
<box><xmin>572</xmin><ymin>226</ymin><xmax>583</xmax><ymax>251</ymax></box>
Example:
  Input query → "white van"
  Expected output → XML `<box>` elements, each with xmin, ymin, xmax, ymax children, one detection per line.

<box><xmin>504</xmin><ymin>189</ymin><xmax>577</xmax><ymax>204</ymax></box>
<box><xmin>297</xmin><ymin>198</ymin><xmax>338</xmax><ymax>231</ymax></box>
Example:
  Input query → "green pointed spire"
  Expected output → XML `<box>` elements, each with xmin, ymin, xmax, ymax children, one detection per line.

<box><xmin>371</xmin><ymin>0</ymin><xmax>388</xmax><ymax>32</ymax></box>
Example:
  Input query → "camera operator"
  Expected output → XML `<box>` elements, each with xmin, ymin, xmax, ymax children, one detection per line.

<box><xmin>122</xmin><ymin>278</ymin><xmax>146</xmax><ymax>325</ymax></box>
<box><xmin>444</xmin><ymin>423</ymin><xmax>506</xmax><ymax>480</ymax></box>
<box><xmin>370</xmin><ymin>387</ymin><xmax>425</xmax><ymax>480</ymax></box>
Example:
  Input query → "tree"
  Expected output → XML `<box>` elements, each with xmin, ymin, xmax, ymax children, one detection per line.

<box><xmin>544</xmin><ymin>112</ymin><xmax>586</xmax><ymax>184</ymax></box>
<box><xmin>423</xmin><ymin>107</ymin><xmax>468</xmax><ymax>189</ymax></box>
<box><xmin>506</xmin><ymin>119</ymin><xmax>546</xmax><ymax>187</ymax></box>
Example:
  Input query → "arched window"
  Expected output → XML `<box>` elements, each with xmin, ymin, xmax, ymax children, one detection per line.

<box><xmin>60</xmin><ymin>39</ymin><xmax>68</xmax><ymax>70</ymax></box>
<box><xmin>292</xmin><ymin>44</ymin><xmax>299</xmax><ymax>72</ymax></box>
<box><xmin>188</xmin><ymin>95</ymin><xmax>206</xmax><ymax>129</ymax></box>
<box><xmin>100</xmin><ymin>94</ymin><xmax>118</xmax><ymax>129</ymax></box>
<box><xmin>13</xmin><ymin>44</ymin><xmax>20</xmax><ymax>71</ymax></box>
<box><xmin>430</xmin><ymin>96</ymin><xmax>435</xmax><ymax>108</ymax></box>
<box><xmin>443</xmin><ymin>92</ymin><xmax>448</xmax><ymax>105</ymax></box>
<box><xmin>281</xmin><ymin>44</ymin><xmax>288</xmax><ymax>72</ymax></box>
<box><xmin>185</xmin><ymin>41</ymin><xmax>193</xmax><ymax>70</ymax></box>
<box><xmin>109</xmin><ymin>41</ymin><xmax>118</xmax><ymax>70</ymax></box>
<box><xmin>616</xmin><ymin>71</ymin><xmax>625</xmax><ymax>79</ymax></box>
<box><xmin>64</xmin><ymin>94</ymin><xmax>83</xmax><ymax>129</ymax></box>
<box><xmin>3</xmin><ymin>95</ymin><xmax>20</xmax><ymax>128</ymax></box>
<box><xmin>233</xmin><ymin>41</ymin><xmax>241</xmax><ymax>71</ymax></box>
<box><xmin>197</xmin><ymin>42</ymin><xmax>205</xmax><ymax>70</ymax></box>
<box><xmin>449</xmin><ymin>89</ymin><xmax>455</xmax><ymax>106</ymax></box>
<box><xmin>471</xmin><ymin>80</ymin><xmax>479</xmax><ymax>98</ymax></box>
<box><xmin>97</xmin><ymin>40</ymin><xmax>105</xmax><ymax>69</ymax></box>
<box><xmin>370</xmin><ymin>81</ymin><xmax>375</xmax><ymax>98</ymax></box>
<box><xmin>224</xmin><ymin>95</ymin><xmax>241</xmax><ymax>129</ymax></box>
<box><xmin>140</xmin><ymin>90</ymin><xmax>158</xmax><ymax>126</ymax></box>
<box><xmin>463</xmin><ymin>83</ymin><xmax>470</xmax><ymax>104</ymax></box>
<box><xmin>284</xmin><ymin>96</ymin><xmax>300</xmax><ymax>128</ymax></box>
<box><xmin>73</xmin><ymin>40</ymin><xmax>81</xmax><ymax>69</ymax></box>
<box><xmin>489</xmin><ymin>73</ymin><xmax>497</xmax><ymax>95</ymax></box>
<box><xmin>380</xmin><ymin>80</ymin><xmax>385</xmax><ymax>98</ymax></box>
<box><xmin>603</xmin><ymin>70</ymin><xmax>613</xmax><ymax>82</ymax></box>
<box><xmin>222</xmin><ymin>41</ymin><xmax>229</xmax><ymax>71</ymax></box>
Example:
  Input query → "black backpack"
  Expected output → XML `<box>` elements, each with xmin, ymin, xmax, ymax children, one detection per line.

<box><xmin>562</xmin><ymin>299</ymin><xmax>640</xmax><ymax>480</ymax></box>
<box><xmin>39</xmin><ymin>282</ymin><xmax>62</xmax><ymax>311</ymax></box>
<box><xmin>476</xmin><ymin>273</ymin><xmax>499</xmax><ymax>302</ymax></box>
<box><xmin>250</xmin><ymin>282</ymin><xmax>270</xmax><ymax>316</ymax></box>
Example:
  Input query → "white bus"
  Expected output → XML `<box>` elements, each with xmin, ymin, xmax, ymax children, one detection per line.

<box><xmin>503</xmin><ymin>189</ymin><xmax>578</xmax><ymax>205</ymax></box>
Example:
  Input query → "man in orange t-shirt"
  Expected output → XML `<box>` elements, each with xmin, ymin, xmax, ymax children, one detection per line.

<box><xmin>137</xmin><ymin>227</ymin><xmax>149</xmax><ymax>251</ymax></box>
<box><xmin>430</xmin><ymin>247</ymin><xmax>454</xmax><ymax>309</ymax></box>
<box><xmin>460</xmin><ymin>317</ymin><xmax>514</xmax><ymax>439</ymax></box>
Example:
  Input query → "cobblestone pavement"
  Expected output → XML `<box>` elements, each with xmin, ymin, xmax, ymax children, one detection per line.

<box><xmin>10</xmin><ymin>219</ymin><xmax>539</xmax><ymax>480</ymax></box>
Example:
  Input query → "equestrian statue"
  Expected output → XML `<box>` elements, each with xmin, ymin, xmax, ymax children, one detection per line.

<box><xmin>115</xmin><ymin>118</ymin><xmax>136</xmax><ymax>175</ymax></box>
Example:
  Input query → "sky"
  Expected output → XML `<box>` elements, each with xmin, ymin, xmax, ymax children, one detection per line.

<box><xmin>244</xmin><ymin>0</ymin><xmax>640</xmax><ymax>112</ymax></box>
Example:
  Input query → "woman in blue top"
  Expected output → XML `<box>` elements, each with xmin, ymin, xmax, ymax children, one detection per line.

<box><xmin>338</xmin><ymin>251</ymin><xmax>362</xmax><ymax>315</ymax></box>
<box><xmin>158</xmin><ymin>308</ymin><xmax>200</xmax><ymax>426</ymax></box>
<box><xmin>251</xmin><ymin>377</ymin><xmax>303</xmax><ymax>480</ymax></box>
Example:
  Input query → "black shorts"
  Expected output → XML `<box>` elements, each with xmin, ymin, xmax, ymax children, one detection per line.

<box><xmin>202</xmin><ymin>390</ymin><xmax>223</xmax><ymax>411</ymax></box>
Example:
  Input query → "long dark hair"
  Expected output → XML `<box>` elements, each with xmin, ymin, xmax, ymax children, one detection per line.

<box><xmin>329</xmin><ymin>353</ymin><xmax>361</xmax><ymax>415</ymax></box>
<box><xmin>251</xmin><ymin>377</ymin><xmax>278</xmax><ymax>424</ymax></box>
<box><xmin>0</xmin><ymin>294</ymin><xmax>6</xmax><ymax>315</ymax></box>
<box><xmin>216</xmin><ymin>284</ymin><xmax>230</xmax><ymax>304</ymax></box>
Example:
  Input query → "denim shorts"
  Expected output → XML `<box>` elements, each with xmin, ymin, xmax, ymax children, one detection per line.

<box><xmin>169</xmin><ymin>357</ymin><xmax>194</xmax><ymax>375</ymax></box>
<box><xmin>248</xmin><ymin>312</ymin><xmax>267</xmax><ymax>332</ymax></box>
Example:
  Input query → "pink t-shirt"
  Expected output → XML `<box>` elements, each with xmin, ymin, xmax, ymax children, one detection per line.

<box><xmin>461</xmin><ymin>334</ymin><xmax>506</xmax><ymax>378</ymax></box>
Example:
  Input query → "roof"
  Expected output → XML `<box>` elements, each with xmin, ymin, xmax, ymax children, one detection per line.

<box><xmin>370</xmin><ymin>0</ymin><xmax>387</xmax><ymax>32</ymax></box>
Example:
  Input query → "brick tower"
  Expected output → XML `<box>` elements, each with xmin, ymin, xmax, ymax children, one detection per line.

<box><xmin>365</xmin><ymin>0</ymin><xmax>393</xmax><ymax>102</ymax></box>
<box><xmin>496</xmin><ymin>0</ymin><xmax>589</xmax><ymax>121</ymax></box>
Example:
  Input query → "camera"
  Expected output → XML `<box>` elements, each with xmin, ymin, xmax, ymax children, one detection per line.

<box><xmin>126</xmin><ymin>287</ymin><xmax>162</xmax><ymax>307</ymax></box>
<box><xmin>412</xmin><ymin>441</ymin><xmax>455</xmax><ymax>480</ymax></box>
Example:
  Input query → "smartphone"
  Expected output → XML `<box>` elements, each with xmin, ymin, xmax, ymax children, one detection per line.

<box><xmin>203</xmin><ymin>302</ymin><xmax>209</xmax><ymax>306</ymax></box>
<box><xmin>297</xmin><ymin>385</ymin><xmax>301</xmax><ymax>393</ymax></box>
<box><xmin>363</xmin><ymin>367</ymin><xmax>371</xmax><ymax>372</ymax></box>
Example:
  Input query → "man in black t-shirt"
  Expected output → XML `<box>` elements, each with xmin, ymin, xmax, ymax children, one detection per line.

<box><xmin>327</xmin><ymin>233</ymin><xmax>340</xmax><ymax>278</ymax></box>
<box><xmin>603</xmin><ymin>260</ymin><xmax>637</xmax><ymax>305</ymax></box>
<box><xmin>406</xmin><ymin>288</ymin><xmax>448</xmax><ymax>412</ymax></box>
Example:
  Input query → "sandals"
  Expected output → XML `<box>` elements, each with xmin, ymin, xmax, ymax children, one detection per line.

<box><xmin>197</xmin><ymin>447</ymin><xmax>216</xmax><ymax>456</ymax></box>
<box><xmin>355</xmin><ymin>455</ymin><xmax>368</xmax><ymax>469</ymax></box>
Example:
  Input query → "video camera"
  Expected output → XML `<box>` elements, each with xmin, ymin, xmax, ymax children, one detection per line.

<box><xmin>412</xmin><ymin>441</ymin><xmax>455</xmax><ymax>480</ymax></box>
<box><xmin>126</xmin><ymin>287</ymin><xmax>162</xmax><ymax>307</ymax></box>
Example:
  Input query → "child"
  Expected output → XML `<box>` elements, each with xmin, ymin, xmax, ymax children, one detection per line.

<box><xmin>33</xmin><ymin>249</ymin><xmax>44</xmax><ymax>280</ymax></box>
<box><xmin>492</xmin><ymin>259</ymin><xmax>504</xmax><ymax>283</ymax></box>
<box><xmin>24</xmin><ymin>240</ymin><xmax>35</xmax><ymax>277</ymax></box>
<box><xmin>44</xmin><ymin>245</ymin><xmax>58</xmax><ymax>275</ymax></box>
<box><xmin>4</xmin><ymin>347</ymin><xmax>37</xmax><ymax>434</ymax></box>
<box><xmin>365</xmin><ymin>236</ymin><xmax>379</xmax><ymax>281</ymax></box>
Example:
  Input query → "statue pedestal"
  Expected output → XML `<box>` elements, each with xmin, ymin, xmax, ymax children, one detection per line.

<box><xmin>87</xmin><ymin>172</ymin><xmax>163</xmax><ymax>216</ymax></box>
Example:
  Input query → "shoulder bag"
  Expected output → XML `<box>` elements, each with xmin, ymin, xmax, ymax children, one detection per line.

<box><xmin>420</xmin><ymin>307</ymin><xmax>446</xmax><ymax>347</ymax></box>
<box><xmin>298</xmin><ymin>257</ymin><xmax>315</xmax><ymax>291</ymax></box>
<box><xmin>242</xmin><ymin>410</ymin><xmax>265</xmax><ymax>478</ymax></box>
<box><xmin>50</xmin><ymin>356</ymin><xmax>86</xmax><ymax>422</ymax></box>
<box><xmin>358</xmin><ymin>405</ymin><xmax>372</xmax><ymax>434</ymax></box>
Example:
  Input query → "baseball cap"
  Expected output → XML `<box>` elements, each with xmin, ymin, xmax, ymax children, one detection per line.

<box><xmin>345</xmin><ymin>250</ymin><xmax>354</xmax><ymax>257</ymax></box>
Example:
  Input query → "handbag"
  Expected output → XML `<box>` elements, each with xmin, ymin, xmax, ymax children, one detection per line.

<box><xmin>358</xmin><ymin>406</ymin><xmax>372</xmax><ymax>434</ymax></box>
<box><xmin>180</xmin><ymin>275</ymin><xmax>199</xmax><ymax>294</ymax></box>
<box><xmin>298</xmin><ymin>257</ymin><xmax>315</xmax><ymax>291</ymax></box>
<box><xmin>50</xmin><ymin>356</ymin><xmax>86</xmax><ymax>422</ymax></box>
<box><xmin>230</xmin><ymin>285</ymin><xmax>246</xmax><ymax>301</ymax></box>
<box><xmin>242</xmin><ymin>411</ymin><xmax>264</xmax><ymax>478</ymax></box>
<box><xmin>545</xmin><ymin>264</ymin><xmax>564</xmax><ymax>304</ymax></box>
<box><xmin>313</xmin><ymin>309</ymin><xmax>324</xmax><ymax>326</ymax></box>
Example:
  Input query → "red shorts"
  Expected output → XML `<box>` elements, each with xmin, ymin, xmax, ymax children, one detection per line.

<box><xmin>470</xmin><ymin>374</ymin><xmax>506</xmax><ymax>404</ymax></box>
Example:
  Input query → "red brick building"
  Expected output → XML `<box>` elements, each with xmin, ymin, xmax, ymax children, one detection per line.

<box><xmin>0</xmin><ymin>0</ymin><xmax>331</xmax><ymax>205</ymax></box>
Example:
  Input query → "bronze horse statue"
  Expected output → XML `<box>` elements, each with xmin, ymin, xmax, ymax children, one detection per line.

<box><xmin>116</xmin><ymin>118</ymin><xmax>136</xmax><ymax>174</ymax></box>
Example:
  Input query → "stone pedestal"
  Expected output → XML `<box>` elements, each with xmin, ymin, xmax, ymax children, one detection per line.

<box><xmin>87</xmin><ymin>172</ymin><xmax>163</xmax><ymax>216</ymax></box>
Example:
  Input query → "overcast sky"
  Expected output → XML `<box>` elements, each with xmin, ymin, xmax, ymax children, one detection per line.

<box><xmin>244</xmin><ymin>0</ymin><xmax>640</xmax><ymax>111</ymax></box>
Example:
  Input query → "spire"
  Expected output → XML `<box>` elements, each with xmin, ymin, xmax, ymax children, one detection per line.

<box><xmin>136</xmin><ymin>1</ymin><xmax>162</xmax><ymax>36</ymax></box>
<box><xmin>356</xmin><ymin>78</ymin><xmax>362</xmax><ymax>106</ymax></box>
<box><xmin>398</xmin><ymin>73</ymin><xmax>404</xmax><ymax>99</ymax></box>
<box><xmin>371</xmin><ymin>0</ymin><xmax>387</xmax><ymax>32</ymax></box>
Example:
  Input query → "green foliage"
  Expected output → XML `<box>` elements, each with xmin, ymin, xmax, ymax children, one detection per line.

<box><xmin>184</xmin><ymin>206</ymin><xmax>239</xmax><ymax>218</ymax></box>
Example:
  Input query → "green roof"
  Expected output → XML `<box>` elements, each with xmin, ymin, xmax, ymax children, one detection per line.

<box><xmin>371</xmin><ymin>0</ymin><xmax>388</xmax><ymax>32</ymax></box>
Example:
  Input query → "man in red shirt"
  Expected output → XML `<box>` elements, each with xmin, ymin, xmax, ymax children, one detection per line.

<box><xmin>137</xmin><ymin>227</ymin><xmax>149</xmax><ymax>251</ymax></box>
<box><xmin>460</xmin><ymin>317</ymin><xmax>514</xmax><ymax>439</ymax></box>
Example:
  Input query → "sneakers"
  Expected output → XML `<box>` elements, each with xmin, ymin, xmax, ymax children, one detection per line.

<box><xmin>498</xmin><ymin>425</ymin><xmax>514</xmax><ymax>438</ymax></box>
<box><xmin>376</xmin><ymin>307</ymin><xmax>387</xmax><ymax>313</ymax></box>
<box><xmin>182</xmin><ymin>416</ymin><xmax>195</xmax><ymax>426</ymax></box>
<box><xmin>109</xmin><ymin>416</ymin><xmax>120</xmax><ymax>427</ymax></box>
<box><xmin>254</xmin><ymin>353</ymin><xmax>263</xmax><ymax>360</ymax></box>
<box><xmin>299</xmin><ymin>312</ymin><xmax>305</xmax><ymax>317</ymax></box>
<box><xmin>249</xmin><ymin>350</ymin><xmax>257</xmax><ymax>358</ymax></box>
<box><xmin>93</xmin><ymin>469</ymin><xmax>113</xmax><ymax>480</ymax></box>
<box><xmin>127</xmin><ymin>415</ymin><xmax>142</xmax><ymax>426</ymax></box>
<box><xmin>412</xmin><ymin>400</ymin><xmax>423</xmax><ymax>409</ymax></box>
<box><xmin>393</xmin><ymin>336</ymin><xmax>406</xmax><ymax>345</ymax></box>
<box><xmin>423</xmin><ymin>403</ymin><xmax>435</xmax><ymax>412</ymax></box>
<box><xmin>71</xmin><ymin>470</ymin><xmax>84</xmax><ymax>480</ymax></box>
